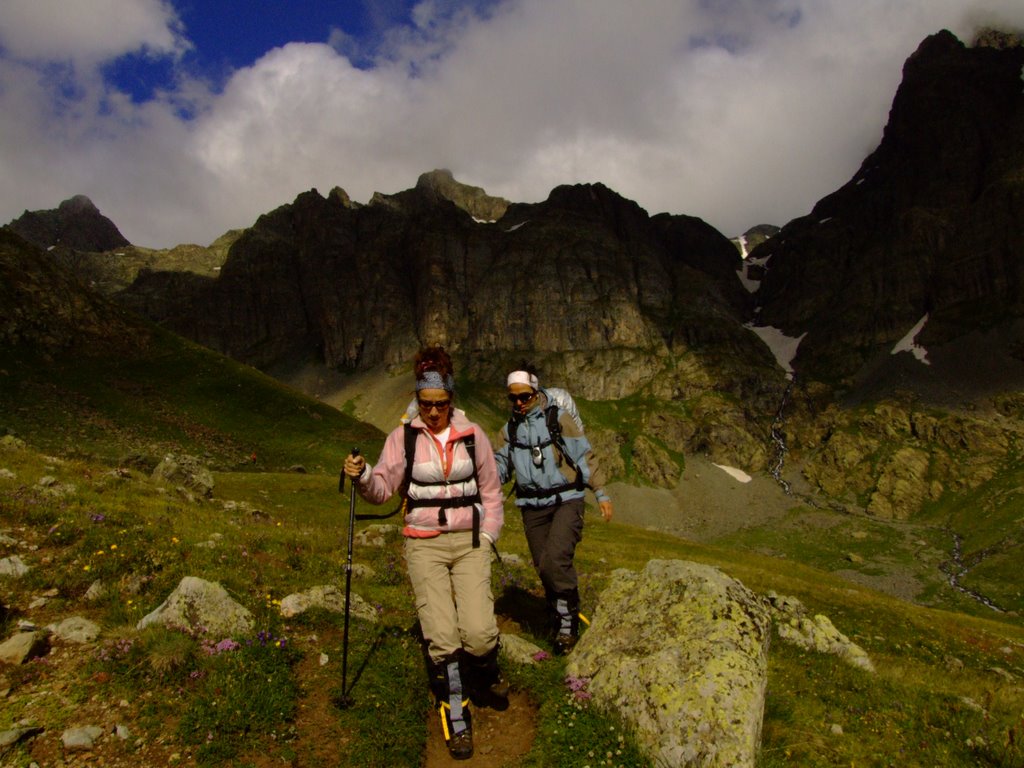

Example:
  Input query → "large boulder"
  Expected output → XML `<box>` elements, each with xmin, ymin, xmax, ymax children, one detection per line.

<box><xmin>566</xmin><ymin>560</ymin><xmax>771</xmax><ymax>768</ymax></box>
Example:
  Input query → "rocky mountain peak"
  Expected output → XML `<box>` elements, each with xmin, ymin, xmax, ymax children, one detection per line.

<box><xmin>413</xmin><ymin>168</ymin><xmax>510</xmax><ymax>221</ymax></box>
<box><xmin>59</xmin><ymin>194</ymin><xmax>101</xmax><ymax>215</ymax></box>
<box><xmin>7</xmin><ymin>194</ymin><xmax>130</xmax><ymax>253</ymax></box>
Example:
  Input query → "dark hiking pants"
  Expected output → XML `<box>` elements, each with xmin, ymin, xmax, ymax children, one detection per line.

<box><xmin>520</xmin><ymin>497</ymin><xmax>585</xmax><ymax>596</ymax></box>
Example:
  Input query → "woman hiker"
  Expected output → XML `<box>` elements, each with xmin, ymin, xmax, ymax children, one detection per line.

<box><xmin>494</xmin><ymin>366</ymin><xmax>613</xmax><ymax>655</ymax></box>
<box><xmin>342</xmin><ymin>345</ymin><xmax>507</xmax><ymax>760</ymax></box>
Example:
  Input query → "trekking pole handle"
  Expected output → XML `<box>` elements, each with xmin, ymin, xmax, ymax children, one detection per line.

<box><xmin>339</xmin><ymin>447</ymin><xmax>361</xmax><ymax>493</ymax></box>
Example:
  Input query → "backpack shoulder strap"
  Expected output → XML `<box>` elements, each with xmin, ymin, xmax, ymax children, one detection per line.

<box><xmin>544</xmin><ymin>404</ymin><xmax>561</xmax><ymax>439</ymax></box>
<box><xmin>463</xmin><ymin>430</ymin><xmax>480</xmax><ymax>548</ymax></box>
<box><xmin>402</xmin><ymin>422</ymin><xmax>417</xmax><ymax>493</ymax></box>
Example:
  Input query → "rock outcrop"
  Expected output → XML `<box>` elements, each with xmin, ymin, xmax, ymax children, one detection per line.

<box><xmin>113</xmin><ymin>177</ymin><xmax>781</xmax><ymax>477</ymax></box>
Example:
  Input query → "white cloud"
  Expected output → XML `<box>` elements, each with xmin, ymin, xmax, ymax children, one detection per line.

<box><xmin>1</xmin><ymin>0</ymin><xmax>1023</xmax><ymax>247</ymax></box>
<box><xmin>0</xmin><ymin>0</ymin><xmax>185</xmax><ymax>63</ymax></box>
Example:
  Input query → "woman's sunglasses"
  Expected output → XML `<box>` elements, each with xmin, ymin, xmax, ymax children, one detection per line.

<box><xmin>418</xmin><ymin>399</ymin><xmax>451</xmax><ymax>412</ymax></box>
<box><xmin>507</xmin><ymin>391</ymin><xmax>536</xmax><ymax>404</ymax></box>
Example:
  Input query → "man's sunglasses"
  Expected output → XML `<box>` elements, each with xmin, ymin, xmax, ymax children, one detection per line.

<box><xmin>418</xmin><ymin>399</ymin><xmax>451</xmax><ymax>412</ymax></box>
<box><xmin>507</xmin><ymin>391</ymin><xmax>536</xmax><ymax>404</ymax></box>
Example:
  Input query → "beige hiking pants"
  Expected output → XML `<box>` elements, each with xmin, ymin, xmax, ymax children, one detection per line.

<box><xmin>405</xmin><ymin>531</ymin><xmax>499</xmax><ymax>662</ymax></box>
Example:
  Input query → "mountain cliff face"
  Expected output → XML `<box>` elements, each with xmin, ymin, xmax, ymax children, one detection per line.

<box><xmin>749</xmin><ymin>30</ymin><xmax>1024</xmax><ymax>520</ymax></box>
<box><xmin>754</xmin><ymin>30</ymin><xmax>1024</xmax><ymax>399</ymax></box>
<box><xmin>122</xmin><ymin>177</ymin><xmax>761</xmax><ymax>384</ymax></box>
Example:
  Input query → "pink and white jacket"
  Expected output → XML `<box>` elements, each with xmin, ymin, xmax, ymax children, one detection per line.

<box><xmin>356</xmin><ymin>409</ymin><xmax>504</xmax><ymax>542</ymax></box>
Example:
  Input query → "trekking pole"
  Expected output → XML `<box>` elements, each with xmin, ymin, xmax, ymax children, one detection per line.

<box><xmin>337</xmin><ymin>447</ymin><xmax>360</xmax><ymax>709</ymax></box>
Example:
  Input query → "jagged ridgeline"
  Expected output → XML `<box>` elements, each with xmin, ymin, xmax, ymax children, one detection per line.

<box><xmin>4</xmin><ymin>29</ymin><xmax>1024</xmax><ymax>613</ymax></box>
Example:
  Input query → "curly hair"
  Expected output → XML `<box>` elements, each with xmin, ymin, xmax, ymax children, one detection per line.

<box><xmin>414</xmin><ymin>345</ymin><xmax>454</xmax><ymax>379</ymax></box>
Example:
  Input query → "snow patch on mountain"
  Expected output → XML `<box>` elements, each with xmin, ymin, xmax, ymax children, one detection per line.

<box><xmin>891</xmin><ymin>314</ymin><xmax>930</xmax><ymax>365</ymax></box>
<box><xmin>746</xmin><ymin>324</ymin><xmax>806</xmax><ymax>380</ymax></box>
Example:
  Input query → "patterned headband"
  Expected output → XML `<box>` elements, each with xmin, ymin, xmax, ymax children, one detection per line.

<box><xmin>416</xmin><ymin>370</ymin><xmax>455</xmax><ymax>392</ymax></box>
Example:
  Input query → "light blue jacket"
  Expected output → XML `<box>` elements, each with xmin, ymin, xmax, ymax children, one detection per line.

<box><xmin>494</xmin><ymin>391</ymin><xmax>609</xmax><ymax>508</ymax></box>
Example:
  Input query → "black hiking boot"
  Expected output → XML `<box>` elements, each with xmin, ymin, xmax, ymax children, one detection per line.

<box><xmin>553</xmin><ymin>630</ymin><xmax>578</xmax><ymax>655</ymax></box>
<box><xmin>467</xmin><ymin>642</ymin><xmax>509</xmax><ymax>709</ymax></box>
<box><xmin>447</xmin><ymin>728</ymin><xmax>473</xmax><ymax>760</ymax></box>
<box><xmin>550</xmin><ymin>589</ymin><xmax>581</xmax><ymax>655</ymax></box>
<box><xmin>440</xmin><ymin>699</ymin><xmax>473</xmax><ymax>759</ymax></box>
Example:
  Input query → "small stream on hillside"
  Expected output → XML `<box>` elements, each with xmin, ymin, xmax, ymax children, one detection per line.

<box><xmin>940</xmin><ymin>531</ymin><xmax>1005</xmax><ymax>612</ymax></box>
<box><xmin>768</xmin><ymin>378</ymin><xmax>795</xmax><ymax>495</ymax></box>
<box><xmin>766</xmin><ymin>377</ymin><xmax>1006</xmax><ymax>612</ymax></box>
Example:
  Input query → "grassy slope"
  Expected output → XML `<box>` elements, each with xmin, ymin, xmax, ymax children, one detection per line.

<box><xmin>1</xmin><ymin>338</ymin><xmax>1023</xmax><ymax>767</ymax></box>
<box><xmin>0</xmin><ymin>328</ymin><xmax>384</xmax><ymax>471</ymax></box>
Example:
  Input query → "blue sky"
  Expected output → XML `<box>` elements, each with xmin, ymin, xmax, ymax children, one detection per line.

<box><xmin>105</xmin><ymin>1</ymin><xmax>415</xmax><ymax>99</ymax></box>
<box><xmin>1</xmin><ymin>0</ymin><xmax>1022</xmax><ymax>248</ymax></box>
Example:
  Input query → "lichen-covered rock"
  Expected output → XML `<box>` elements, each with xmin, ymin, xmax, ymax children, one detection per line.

<box><xmin>0</xmin><ymin>555</ymin><xmax>29</xmax><ymax>578</ymax></box>
<box><xmin>137</xmin><ymin>576</ymin><xmax>253</xmax><ymax>637</ymax></box>
<box><xmin>567</xmin><ymin>560</ymin><xmax>771</xmax><ymax>768</ymax></box>
<box><xmin>766</xmin><ymin>592</ymin><xmax>875</xmax><ymax>672</ymax></box>
<box><xmin>47</xmin><ymin>616</ymin><xmax>101</xmax><ymax>644</ymax></box>
<box><xmin>278</xmin><ymin>584</ymin><xmax>378</xmax><ymax>622</ymax></box>
<box><xmin>498</xmin><ymin>633</ymin><xmax>545</xmax><ymax>666</ymax></box>
<box><xmin>151</xmin><ymin>454</ymin><xmax>214</xmax><ymax>499</ymax></box>
<box><xmin>61</xmin><ymin>725</ymin><xmax>104</xmax><ymax>751</ymax></box>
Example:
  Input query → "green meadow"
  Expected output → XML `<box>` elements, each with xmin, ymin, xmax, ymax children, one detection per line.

<box><xmin>1</xmin><ymin>332</ymin><xmax>1022</xmax><ymax>766</ymax></box>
